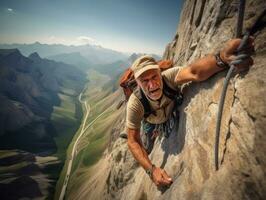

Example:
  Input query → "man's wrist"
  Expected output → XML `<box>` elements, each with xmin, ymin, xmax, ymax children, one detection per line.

<box><xmin>215</xmin><ymin>51</ymin><xmax>230</xmax><ymax>69</ymax></box>
<box><xmin>145</xmin><ymin>164</ymin><xmax>155</xmax><ymax>179</ymax></box>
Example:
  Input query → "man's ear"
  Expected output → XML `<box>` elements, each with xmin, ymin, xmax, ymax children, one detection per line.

<box><xmin>135</xmin><ymin>78</ymin><xmax>141</xmax><ymax>86</ymax></box>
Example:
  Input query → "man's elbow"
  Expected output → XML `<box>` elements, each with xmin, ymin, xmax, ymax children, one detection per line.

<box><xmin>177</xmin><ymin>67</ymin><xmax>207</xmax><ymax>83</ymax></box>
<box><xmin>194</xmin><ymin>73</ymin><xmax>209</xmax><ymax>82</ymax></box>
<box><xmin>127</xmin><ymin>130</ymin><xmax>141</xmax><ymax>151</ymax></box>
<box><xmin>127</xmin><ymin>138</ymin><xmax>133</xmax><ymax>148</ymax></box>
<box><xmin>126</xmin><ymin>127</ymin><xmax>142</xmax><ymax>148</ymax></box>
<box><xmin>127</xmin><ymin>131</ymin><xmax>135</xmax><ymax>149</ymax></box>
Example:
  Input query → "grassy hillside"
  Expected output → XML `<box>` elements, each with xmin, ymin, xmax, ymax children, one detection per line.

<box><xmin>66</xmin><ymin>89</ymin><xmax>124</xmax><ymax>198</ymax></box>
<box><xmin>52</xmin><ymin>92</ymin><xmax>81</xmax><ymax>161</ymax></box>
<box><xmin>53</xmin><ymin>68</ymin><xmax>125</xmax><ymax>199</ymax></box>
<box><xmin>41</xmin><ymin>87</ymin><xmax>84</xmax><ymax>199</ymax></box>
<box><xmin>53</xmin><ymin>68</ymin><xmax>116</xmax><ymax>199</ymax></box>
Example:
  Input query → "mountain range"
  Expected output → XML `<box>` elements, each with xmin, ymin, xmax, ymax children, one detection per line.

<box><xmin>0</xmin><ymin>43</ymin><xmax>161</xmax><ymax>76</ymax></box>
<box><xmin>0</xmin><ymin>48</ymin><xmax>86</xmax><ymax>153</ymax></box>
<box><xmin>0</xmin><ymin>42</ymin><xmax>128</xmax><ymax>66</ymax></box>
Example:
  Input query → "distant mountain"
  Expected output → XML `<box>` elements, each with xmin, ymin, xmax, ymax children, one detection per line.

<box><xmin>128</xmin><ymin>53</ymin><xmax>161</xmax><ymax>63</ymax></box>
<box><xmin>92</xmin><ymin>59</ymin><xmax>130</xmax><ymax>78</ymax></box>
<box><xmin>0</xmin><ymin>49</ymin><xmax>86</xmax><ymax>153</ymax></box>
<box><xmin>91</xmin><ymin>53</ymin><xmax>162</xmax><ymax>79</ymax></box>
<box><xmin>47</xmin><ymin>52</ymin><xmax>91</xmax><ymax>72</ymax></box>
<box><xmin>0</xmin><ymin>42</ymin><xmax>128</xmax><ymax>65</ymax></box>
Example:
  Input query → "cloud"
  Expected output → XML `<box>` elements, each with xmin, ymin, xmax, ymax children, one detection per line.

<box><xmin>47</xmin><ymin>36</ymin><xmax>67</xmax><ymax>44</ymax></box>
<box><xmin>48</xmin><ymin>36</ymin><xmax>56</xmax><ymax>40</ymax></box>
<box><xmin>44</xmin><ymin>35</ymin><xmax>101</xmax><ymax>46</ymax></box>
<box><xmin>7</xmin><ymin>8</ymin><xmax>13</xmax><ymax>12</ymax></box>
<box><xmin>76</xmin><ymin>36</ymin><xmax>99</xmax><ymax>45</ymax></box>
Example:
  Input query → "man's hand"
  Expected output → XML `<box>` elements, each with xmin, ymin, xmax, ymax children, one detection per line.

<box><xmin>220</xmin><ymin>37</ymin><xmax>255</xmax><ymax>72</ymax></box>
<box><xmin>151</xmin><ymin>167</ymin><xmax>173</xmax><ymax>187</ymax></box>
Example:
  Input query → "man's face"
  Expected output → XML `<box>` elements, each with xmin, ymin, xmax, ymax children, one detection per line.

<box><xmin>136</xmin><ymin>69</ymin><xmax>163</xmax><ymax>101</ymax></box>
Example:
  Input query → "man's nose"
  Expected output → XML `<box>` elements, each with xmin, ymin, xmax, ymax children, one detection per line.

<box><xmin>148</xmin><ymin>80</ymin><xmax>158</xmax><ymax>89</ymax></box>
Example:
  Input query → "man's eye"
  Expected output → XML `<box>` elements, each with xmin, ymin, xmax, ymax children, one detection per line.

<box><xmin>152</xmin><ymin>75</ymin><xmax>158</xmax><ymax>80</ymax></box>
<box><xmin>142</xmin><ymin>80</ymin><xmax>148</xmax><ymax>84</ymax></box>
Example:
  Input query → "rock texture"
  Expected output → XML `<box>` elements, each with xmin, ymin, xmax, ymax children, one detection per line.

<box><xmin>70</xmin><ymin>0</ymin><xmax>266</xmax><ymax>199</ymax></box>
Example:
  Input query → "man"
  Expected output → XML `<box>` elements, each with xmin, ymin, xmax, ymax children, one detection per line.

<box><xmin>126</xmin><ymin>38</ymin><xmax>254</xmax><ymax>187</ymax></box>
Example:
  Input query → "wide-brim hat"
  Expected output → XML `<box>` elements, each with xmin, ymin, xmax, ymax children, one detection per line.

<box><xmin>131</xmin><ymin>55</ymin><xmax>159</xmax><ymax>79</ymax></box>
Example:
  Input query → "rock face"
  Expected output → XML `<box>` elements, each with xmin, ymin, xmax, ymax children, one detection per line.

<box><xmin>70</xmin><ymin>0</ymin><xmax>266</xmax><ymax>199</ymax></box>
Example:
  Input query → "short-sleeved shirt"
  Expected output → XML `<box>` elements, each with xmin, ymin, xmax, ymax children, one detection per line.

<box><xmin>126</xmin><ymin>67</ymin><xmax>182</xmax><ymax>130</ymax></box>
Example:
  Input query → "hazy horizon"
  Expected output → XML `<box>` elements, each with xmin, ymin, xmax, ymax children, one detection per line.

<box><xmin>0</xmin><ymin>41</ymin><xmax>157</xmax><ymax>56</ymax></box>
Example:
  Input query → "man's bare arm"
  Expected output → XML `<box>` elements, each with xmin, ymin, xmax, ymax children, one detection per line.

<box><xmin>175</xmin><ymin>54</ymin><xmax>221</xmax><ymax>84</ymax></box>
<box><xmin>127</xmin><ymin>128</ymin><xmax>173</xmax><ymax>186</ymax></box>
<box><xmin>175</xmin><ymin>38</ymin><xmax>254</xmax><ymax>84</ymax></box>
<box><xmin>127</xmin><ymin>128</ymin><xmax>153</xmax><ymax>171</ymax></box>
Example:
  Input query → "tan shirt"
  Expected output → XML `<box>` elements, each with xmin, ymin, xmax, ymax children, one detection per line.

<box><xmin>126</xmin><ymin>67</ymin><xmax>183</xmax><ymax>130</ymax></box>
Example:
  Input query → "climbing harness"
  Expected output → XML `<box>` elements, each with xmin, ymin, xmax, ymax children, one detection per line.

<box><xmin>141</xmin><ymin>109</ymin><xmax>179</xmax><ymax>154</ymax></box>
<box><xmin>214</xmin><ymin>0</ymin><xmax>266</xmax><ymax>170</ymax></box>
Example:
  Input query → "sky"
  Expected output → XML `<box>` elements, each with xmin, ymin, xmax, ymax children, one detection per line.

<box><xmin>0</xmin><ymin>0</ymin><xmax>184</xmax><ymax>55</ymax></box>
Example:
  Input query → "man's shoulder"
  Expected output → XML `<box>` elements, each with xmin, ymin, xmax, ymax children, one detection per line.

<box><xmin>126</xmin><ymin>91</ymin><xmax>144</xmax><ymax>130</ymax></box>
<box><xmin>162</xmin><ymin>66</ymin><xmax>183</xmax><ymax>90</ymax></box>
<box><xmin>162</xmin><ymin>66</ymin><xmax>182</xmax><ymax>78</ymax></box>
<box><xmin>127</xmin><ymin>92</ymin><xmax>144</xmax><ymax>111</ymax></box>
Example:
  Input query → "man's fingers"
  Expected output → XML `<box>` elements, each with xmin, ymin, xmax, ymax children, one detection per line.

<box><xmin>226</xmin><ymin>37</ymin><xmax>255</xmax><ymax>55</ymax></box>
<box><xmin>162</xmin><ymin>170</ymin><xmax>172</xmax><ymax>181</ymax></box>
<box><xmin>234</xmin><ymin>57</ymin><xmax>253</xmax><ymax>72</ymax></box>
<box><xmin>235</xmin><ymin>54</ymin><xmax>250</xmax><ymax>61</ymax></box>
<box><xmin>158</xmin><ymin>178</ymin><xmax>171</xmax><ymax>186</ymax></box>
<box><xmin>226</xmin><ymin>39</ymin><xmax>242</xmax><ymax>54</ymax></box>
<box><xmin>236</xmin><ymin>56</ymin><xmax>253</xmax><ymax>66</ymax></box>
<box><xmin>154</xmin><ymin>180</ymin><xmax>160</xmax><ymax>186</ymax></box>
<box><xmin>161</xmin><ymin>170</ymin><xmax>173</xmax><ymax>184</ymax></box>
<box><xmin>238</xmin><ymin>46</ymin><xmax>255</xmax><ymax>55</ymax></box>
<box><xmin>153</xmin><ymin>169</ymin><xmax>173</xmax><ymax>186</ymax></box>
<box><xmin>241</xmin><ymin>57</ymin><xmax>253</xmax><ymax>68</ymax></box>
<box><xmin>247</xmin><ymin>36</ymin><xmax>255</xmax><ymax>46</ymax></box>
<box><xmin>238</xmin><ymin>36</ymin><xmax>255</xmax><ymax>53</ymax></box>
<box><xmin>229</xmin><ymin>53</ymin><xmax>253</xmax><ymax>66</ymax></box>
<box><xmin>152</xmin><ymin>168</ymin><xmax>174</xmax><ymax>187</ymax></box>
<box><xmin>155</xmin><ymin>175</ymin><xmax>169</xmax><ymax>186</ymax></box>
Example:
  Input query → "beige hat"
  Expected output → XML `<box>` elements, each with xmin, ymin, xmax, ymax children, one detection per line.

<box><xmin>131</xmin><ymin>55</ymin><xmax>159</xmax><ymax>78</ymax></box>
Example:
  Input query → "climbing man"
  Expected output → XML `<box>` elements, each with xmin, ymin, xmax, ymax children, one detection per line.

<box><xmin>125</xmin><ymin>38</ymin><xmax>254</xmax><ymax>187</ymax></box>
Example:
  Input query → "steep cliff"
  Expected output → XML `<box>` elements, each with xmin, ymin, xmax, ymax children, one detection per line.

<box><xmin>69</xmin><ymin>0</ymin><xmax>266</xmax><ymax>199</ymax></box>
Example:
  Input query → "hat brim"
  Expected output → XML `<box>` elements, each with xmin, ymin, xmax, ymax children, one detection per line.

<box><xmin>134</xmin><ymin>64</ymin><xmax>159</xmax><ymax>78</ymax></box>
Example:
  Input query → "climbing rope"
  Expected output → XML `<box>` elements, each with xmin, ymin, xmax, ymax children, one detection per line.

<box><xmin>215</xmin><ymin>0</ymin><xmax>266</xmax><ymax>170</ymax></box>
<box><xmin>214</xmin><ymin>0</ymin><xmax>247</xmax><ymax>171</ymax></box>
